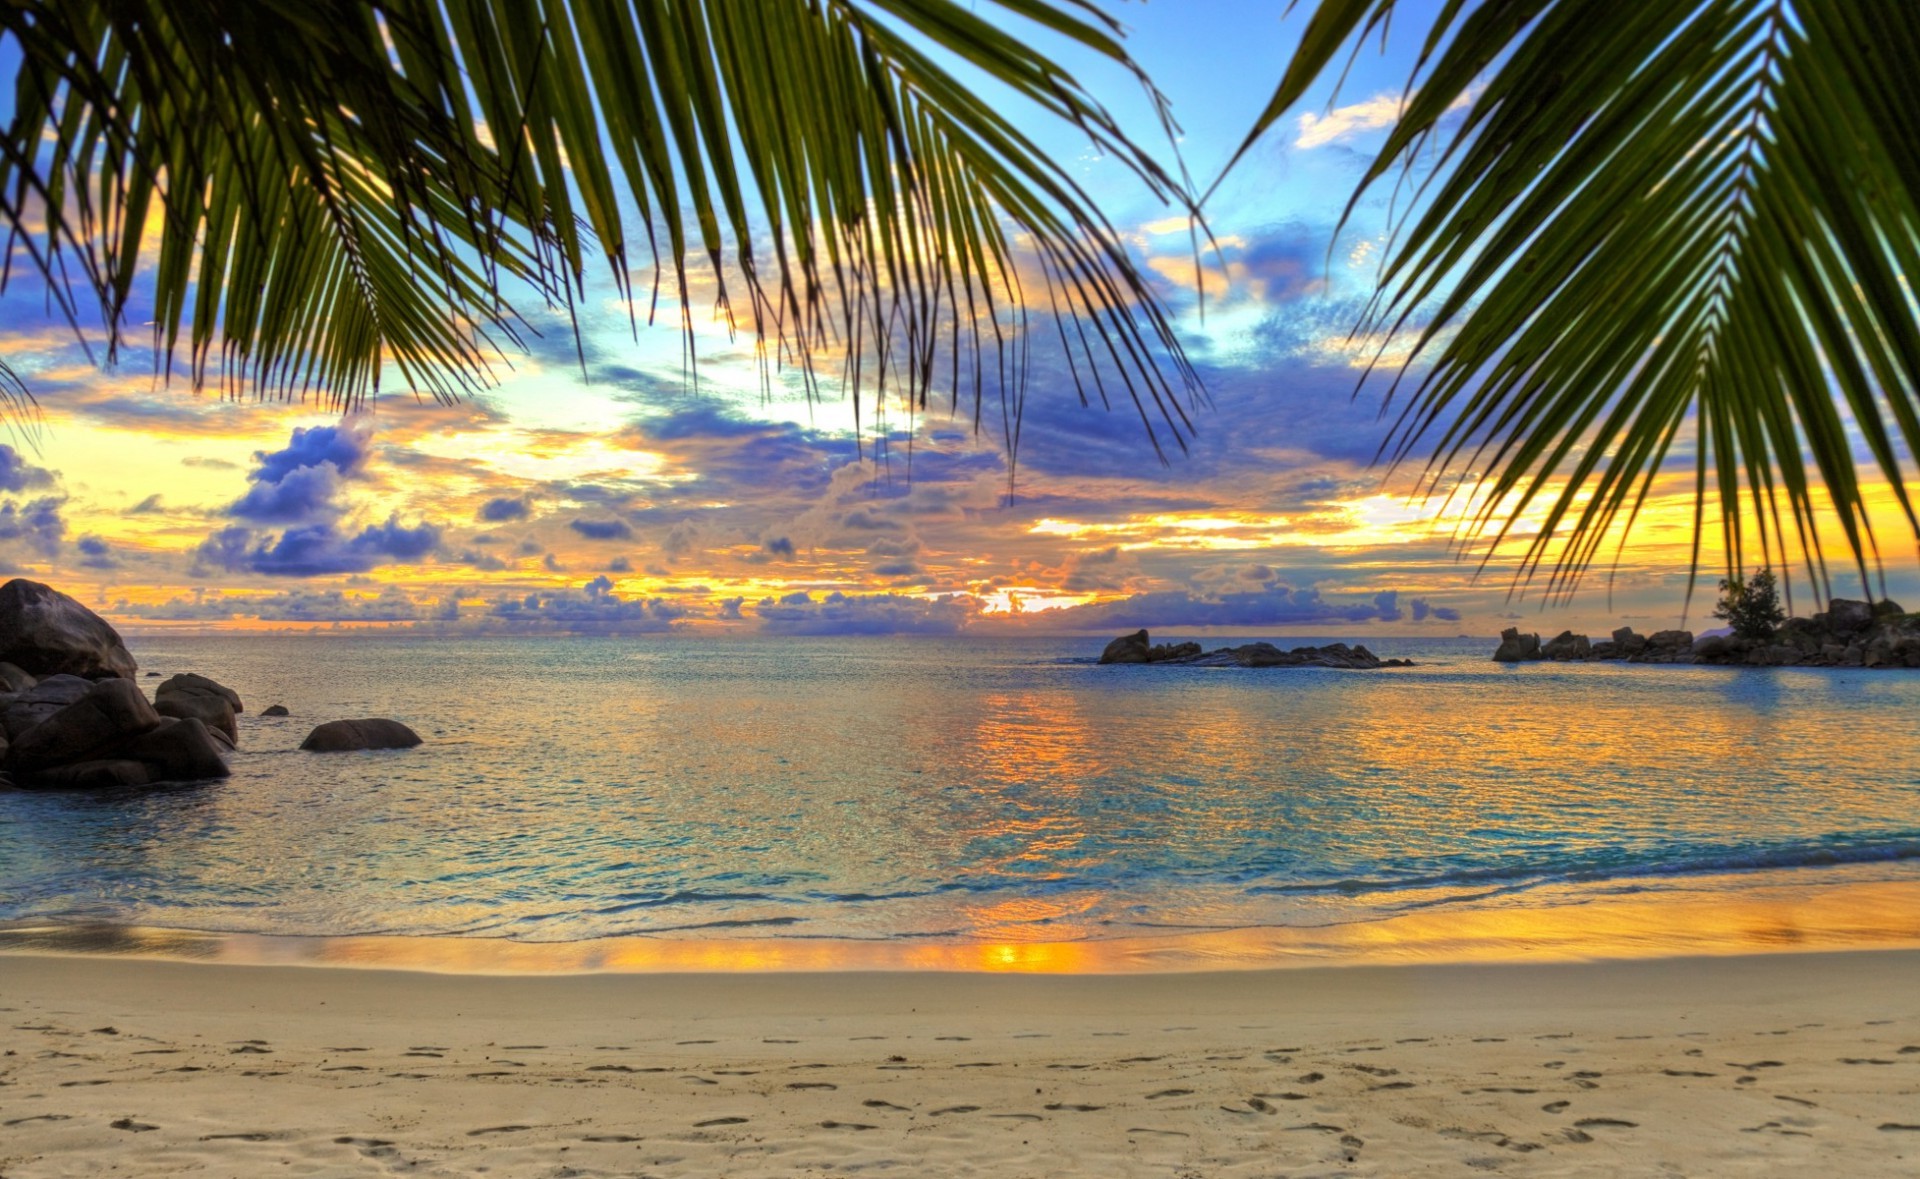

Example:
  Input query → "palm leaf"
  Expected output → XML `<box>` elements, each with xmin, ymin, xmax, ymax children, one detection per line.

<box><xmin>1231</xmin><ymin>0</ymin><xmax>1920</xmax><ymax>604</ymax></box>
<box><xmin>0</xmin><ymin>0</ymin><xmax>1201</xmax><ymax>457</ymax></box>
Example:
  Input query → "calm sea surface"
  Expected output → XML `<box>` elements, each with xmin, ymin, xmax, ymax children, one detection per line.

<box><xmin>2</xmin><ymin>633</ymin><xmax>1917</xmax><ymax>958</ymax></box>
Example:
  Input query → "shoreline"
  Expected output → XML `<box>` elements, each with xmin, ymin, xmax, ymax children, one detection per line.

<box><xmin>4</xmin><ymin>948</ymin><xmax>1915</xmax><ymax>1176</ymax></box>
<box><xmin>7</xmin><ymin>871</ymin><xmax>1920</xmax><ymax>976</ymax></box>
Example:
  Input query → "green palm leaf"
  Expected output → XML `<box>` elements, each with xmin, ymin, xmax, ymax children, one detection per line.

<box><xmin>1230</xmin><ymin>0</ymin><xmax>1920</xmax><ymax>604</ymax></box>
<box><xmin>0</xmin><ymin>0</ymin><xmax>1200</xmax><ymax>456</ymax></box>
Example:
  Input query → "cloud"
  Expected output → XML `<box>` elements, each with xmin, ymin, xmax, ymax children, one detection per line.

<box><xmin>479</xmin><ymin>496</ymin><xmax>531</xmax><ymax>522</ymax></box>
<box><xmin>1294</xmin><ymin>86</ymin><xmax>1481</xmax><ymax>149</ymax></box>
<box><xmin>1410</xmin><ymin>598</ymin><xmax>1462</xmax><ymax>623</ymax></box>
<box><xmin>1035</xmin><ymin>583</ymin><xmax>1427</xmax><ymax>630</ymax></box>
<box><xmin>198</xmin><ymin>515</ymin><xmax>441</xmax><ymax>577</ymax></box>
<box><xmin>129</xmin><ymin>493</ymin><xmax>165</xmax><ymax>514</ymax></box>
<box><xmin>569</xmin><ymin>518</ymin><xmax>632</xmax><ymax>540</ymax></box>
<box><xmin>0</xmin><ymin>496</ymin><xmax>65</xmax><ymax>558</ymax></box>
<box><xmin>487</xmin><ymin>579</ymin><xmax>685</xmax><ymax>633</ymax></box>
<box><xmin>75</xmin><ymin>534</ymin><xmax>118</xmax><ymax>570</ymax></box>
<box><xmin>117</xmin><ymin>586</ymin><xmax>431</xmax><ymax>623</ymax></box>
<box><xmin>753</xmin><ymin>590</ymin><xmax>978</xmax><ymax>635</ymax></box>
<box><xmin>607</xmin><ymin>556</ymin><xmax>633</xmax><ymax>573</ymax></box>
<box><xmin>229</xmin><ymin>461</ymin><xmax>345</xmax><ymax>523</ymax></box>
<box><xmin>0</xmin><ymin>445</ymin><xmax>54</xmax><ymax>493</ymax></box>
<box><xmin>761</xmin><ymin>536</ymin><xmax>795</xmax><ymax>558</ymax></box>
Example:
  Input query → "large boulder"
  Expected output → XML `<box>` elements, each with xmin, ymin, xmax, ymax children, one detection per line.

<box><xmin>154</xmin><ymin>673</ymin><xmax>242</xmax><ymax>744</ymax></box>
<box><xmin>1099</xmin><ymin>630</ymin><xmax>1151</xmax><ymax>664</ymax></box>
<box><xmin>300</xmin><ymin>718</ymin><xmax>422</xmax><ymax>752</ymax></box>
<box><xmin>0</xmin><ymin>579</ymin><xmax>137</xmax><ymax>680</ymax></box>
<box><xmin>116</xmin><ymin>717</ymin><xmax>231</xmax><ymax>781</ymax></box>
<box><xmin>1492</xmin><ymin>627</ymin><xmax>1543</xmax><ymax>662</ymax></box>
<box><xmin>261</xmin><ymin>704</ymin><xmax>291</xmax><ymax>717</ymax></box>
<box><xmin>1825</xmin><ymin>598</ymin><xmax>1876</xmax><ymax>635</ymax></box>
<box><xmin>1540</xmin><ymin>630</ymin><xmax>1591</xmax><ymax>660</ymax></box>
<box><xmin>1145</xmin><ymin>641</ymin><xmax>1201</xmax><ymax>663</ymax></box>
<box><xmin>8</xmin><ymin>677</ymin><xmax>161</xmax><ymax>773</ymax></box>
<box><xmin>23</xmin><ymin>759</ymin><xmax>154</xmax><ymax>790</ymax></box>
<box><xmin>0</xmin><ymin>674</ymin><xmax>92</xmax><ymax>740</ymax></box>
<box><xmin>0</xmin><ymin>661</ymin><xmax>36</xmax><ymax>693</ymax></box>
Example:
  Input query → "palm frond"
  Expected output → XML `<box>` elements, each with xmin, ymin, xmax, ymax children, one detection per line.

<box><xmin>0</xmin><ymin>0</ymin><xmax>1201</xmax><ymax>455</ymax></box>
<box><xmin>1232</xmin><ymin>0</ymin><xmax>1920</xmax><ymax>603</ymax></box>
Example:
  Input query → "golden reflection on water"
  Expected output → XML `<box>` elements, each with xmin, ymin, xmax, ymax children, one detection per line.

<box><xmin>6</xmin><ymin>875</ymin><xmax>1918</xmax><ymax>975</ymax></box>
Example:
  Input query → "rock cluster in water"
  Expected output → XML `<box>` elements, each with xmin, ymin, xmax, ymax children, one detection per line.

<box><xmin>0</xmin><ymin>579</ymin><xmax>422</xmax><ymax>790</ymax></box>
<box><xmin>1491</xmin><ymin>597</ymin><xmax>1920</xmax><ymax>668</ymax></box>
<box><xmin>1098</xmin><ymin>629</ymin><xmax>1413</xmax><ymax>669</ymax></box>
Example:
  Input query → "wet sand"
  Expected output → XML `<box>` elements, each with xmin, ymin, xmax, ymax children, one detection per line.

<box><xmin>3</xmin><ymin>949</ymin><xmax>1917</xmax><ymax>1176</ymax></box>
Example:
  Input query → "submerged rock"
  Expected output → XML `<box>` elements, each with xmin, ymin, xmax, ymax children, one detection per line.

<box><xmin>0</xmin><ymin>579</ymin><xmax>137</xmax><ymax>680</ymax></box>
<box><xmin>261</xmin><ymin>704</ymin><xmax>290</xmax><ymax>717</ymax></box>
<box><xmin>300</xmin><ymin>718</ymin><xmax>423</xmax><ymax>752</ymax></box>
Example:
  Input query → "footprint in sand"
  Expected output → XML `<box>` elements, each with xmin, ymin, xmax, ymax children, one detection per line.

<box><xmin>110</xmin><ymin>1118</ymin><xmax>157</xmax><ymax>1133</ymax></box>
<box><xmin>693</xmin><ymin>1117</ymin><xmax>749</xmax><ymax>1128</ymax></box>
<box><xmin>1901</xmin><ymin>1046</ymin><xmax>1920</xmax><ymax>1054</ymax></box>
<box><xmin>1541</xmin><ymin>1101</ymin><xmax>1570</xmax><ymax>1114</ymax></box>
<box><xmin>763</xmin><ymin>1038</ymin><xmax>799</xmax><ymax>1044</ymax></box>
<box><xmin>1350</xmin><ymin>1065</ymin><xmax>1398</xmax><ymax>1077</ymax></box>
<box><xmin>935</xmin><ymin>1036</ymin><xmax>971</xmax><ymax>1041</ymax></box>
<box><xmin>1297</xmin><ymin>1072</ymin><xmax>1325</xmax><ymax>1083</ymax></box>
<box><xmin>588</xmin><ymin>1064</ymin><xmax>640</xmax><ymax>1073</ymax></box>
<box><xmin>229</xmin><ymin>1045</ymin><xmax>271</xmax><ymax>1055</ymax></box>
<box><xmin>324</xmin><ymin>1047</ymin><xmax>369</xmax><ymax>1053</ymax></box>
<box><xmin>322</xmin><ymin>1065</ymin><xmax>368</xmax><ymax>1072</ymax></box>
<box><xmin>201</xmin><ymin>1132</ymin><xmax>276</xmax><ymax>1142</ymax></box>
<box><xmin>988</xmin><ymin>1113</ymin><xmax>1043</xmax><ymax>1122</ymax></box>
<box><xmin>1371</xmin><ymin>1081</ymin><xmax>1416</xmax><ymax>1091</ymax></box>
<box><xmin>1120</xmin><ymin>1055</ymin><xmax>1166</xmax><ymax>1063</ymax></box>
<box><xmin>1880</xmin><ymin>1123</ymin><xmax>1920</xmax><ymax>1132</ymax></box>
<box><xmin>1127</xmin><ymin>1127</ymin><xmax>1190</xmax><ymax>1137</ymax></box>
<box><xmin>4</xmin><ymin>1115</ymin><xmax>72</xmax><ymax>1126</ymax></box>
<box><xmin>503</xmin><ymin>1044</ymin><xmax>545</xmax><ymax>1050</ymax></box>
<box><xmin>1146</xmin><ymin>1089</ymin><xmax>1194</xmax><ymax>1100</ymax></box>
<box><xmin>820</xmin><ymin>1120</ymin><xmax>878</xmax><ymax>1130</ymax></box>
<box><xmin>583</xmin><ymin>1134</ymin><xmax>642</xmax><ymax>1142</ymax></box>
<box><xmin>676</xmin><ymin>1039</ymin><xmax>717</xmax><ymax>1045</ymax></box>
<box><xmin>402</xmin><ymin>1051</ymin><xmax>443</xmax><ymax>1058</ymax></box>
<box><xmin>1574</xmin><ymin>1117</ymin><xmax>1638</xmax><ymax>1129</ymax></box>
<box><xmin>60</xmin><ymin>1079</ymin><xmax>110</xmax><ymax>1087</ymax></box>
<box><xmin>468</xmin><ymin>1125</ymin><xmax>532</xmax><ymax>1136</ymax></box>
<box><xmin>786</xmin><ymin>1082</ymin><xmax>837</xmax><ymax>1090</ymax></box>
<box><xmin>1663</xmin><ymin>1069</ymin><xmax>1716</xmax><ymax>1077</ymax></box>
<box><xmin>1776</xmin><ymin>1095</ymin><xmax>1818</xmax><ymax>1107</ymax></box>
<box><xmin>1840</xmin><ymin>1057</ymin><xmax>1895</xmax><ymax>1065</ymax></box>
<box><xmin>1727</xmin><ymin>1060</ymin><xmax>1783</xmax><ymax>1069</ymax></box>
<box><xmin>931</xmin><ymin>1106</ymin><xmax>980</xmax><ymax>1115</ymax></box>
<box><xmin>863</xmin><ymin>1099</ymin><xmax>911</xmax><ymax>1112</ymax></box>
<box><xmin>1045</xmin><ymin>1102</ymin><xmax>1104</xmax><ymax>1112</ymax></box>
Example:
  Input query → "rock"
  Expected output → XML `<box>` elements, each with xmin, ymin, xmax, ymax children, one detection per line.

<box><xmin>1</xmin><ymin>674</ymin><xmax>93</xmax><ymax>740</ymax></box>
<box><xmin>1611</xmin><ymin>627</ymin><xmax>1648</xmax><ymax>656</ymax></box>
<box><xmin>1875</xmin><ymin>598</ymin><xmax>1906</xmax><ymax>618</ymax></box>
<box><xmin>155</xmin><ymin>673</ymin><xmax>243</xmax><ymax>713</ymax></box>
<box><xmin>0</xmin><ymin>662</ymin><xmax>35</xmax><ymax>693</ymax></box>
<box><xmin>1145</xmin><ymin>641</ymin><xmax>1202</xmax><ymax>663</ymax></box>
<box><xmin>8</xmin><ymin>678</ymin><xmax>162</xmax><ymax>773</ymax></box>
<box><xmin>116</xmin><ymin>717</ymin><xmax>231</xmax><ymax>781</ymax></box>
<box><xmin>1492</xmin><ymin>627</ymin><xmax>1543</xmax><ymax>662</ymax></box>
<box><xmin>261</xmin><ymin>704</ymin><xmax>290</xmax><ymax>717</ymax></box>
<box><xmin>1540</xmin><ymin>631</ymin><xmax>1591</xmax><ymax>660</ymax></box>
<box><xmin>1692</xmin><ymin>634</ymin><xmax>1744</xmax><ymax>661</ymax></box>
<box><xmin>1826</xmin><ymin>599</ymin><xmax>1876</xmax><ymax>635</ymax></box>
<box><xmin>21</xmin><ymin>758</ymin><xmax>154</xmax><ymax>790</ymax></box>
<box><xmin>1099</xmin><ymin>630</ymin><xmax>1151</xmax><ymax>664</ymax></box>
<box><xmin>0</xmin><ymin>579</ymin><xmax>137</xmax><ymax>679</ymax></box>
<box><xmin>154</xmin><ymin>673</ymin><xmax>241</xmax><ymax>744</ymax></box>
<box><xmin>300</xmin><ymin>718</ymin><xmax>422</xmax><ymax>752</ymax></box>
<box><xmin>1647</xmin><ymin>629</ymin><xmax>1694</xmax><ymax>650</ymax></box>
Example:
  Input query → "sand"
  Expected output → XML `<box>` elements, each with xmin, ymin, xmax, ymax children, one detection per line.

<box><xmin>2</xmin><ymin>949</ymin><xmax>1917</xmax><ymax>1177</ymax></box>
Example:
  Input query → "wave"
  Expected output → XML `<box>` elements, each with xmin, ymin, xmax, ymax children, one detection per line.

<box><xmin>1243</xmin><ymin>835</ymin><xmax>1920</xmax><ymax>901</ymax></box>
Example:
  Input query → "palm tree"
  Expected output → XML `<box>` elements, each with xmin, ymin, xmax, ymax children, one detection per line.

<box><xmin>7</xmin><ymin>1</ymin><xmax>1916</xmax><ymax>604</ymax></box>
<box><xmin>1228</xmin><ymin>0</ymin><xmax>1920</xmax><ymax>604</ymax></box>
<box><xmin>0</xmin><ymin>0</ymin><xmax>1202</xmax><ymax>459</ymax></box>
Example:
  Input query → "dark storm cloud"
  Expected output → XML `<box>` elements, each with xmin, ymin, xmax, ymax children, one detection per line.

<box><xmin>0</xmin><ymin>445</ymin><xmax>54</xmax><ymax>493</ymax></box>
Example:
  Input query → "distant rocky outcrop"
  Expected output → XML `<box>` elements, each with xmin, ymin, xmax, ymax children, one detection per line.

<box><xmin>1098</xmin><ymin>629</ymin><xmax>1412</xmax><ymax>670</ymax></box>
<box><xmin>1489</xmin><ymin>599</ymin><xmax>1920</xmax><ymax>668</ymax></box>
<box><xmin>300</xmin><ymin>718</ymin><xmax>423</xmax><ymax>752</ymax></box>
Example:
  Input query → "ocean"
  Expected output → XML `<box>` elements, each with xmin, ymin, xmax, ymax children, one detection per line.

<box><xmin>2</xmin><ymin>633</ymin><xmax>1917</xmax><ymax>967</ymax></box>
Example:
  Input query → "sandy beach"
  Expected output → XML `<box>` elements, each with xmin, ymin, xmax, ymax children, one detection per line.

<box><xmin>3</xmin><ymin>948</ymin><xmax>1917</xmax><ymax>1177</ymax></box>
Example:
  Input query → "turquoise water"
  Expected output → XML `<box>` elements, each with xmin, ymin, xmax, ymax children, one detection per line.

<box><xmin>1</xmin><ymin>633</ymin><xmax>1916</xmax><ymax>945</ymax></box>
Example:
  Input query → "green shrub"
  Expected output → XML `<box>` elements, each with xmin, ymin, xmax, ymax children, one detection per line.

<box><xmin>1714</xmin><ymin>569</ymin><xmax>1786</xmax><ymax>642</ymax></box>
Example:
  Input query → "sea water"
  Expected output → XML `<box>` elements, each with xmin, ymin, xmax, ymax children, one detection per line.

<box><xmin>1</xmin><ymin>633</ymin><xmax>1917</xmax><ymax>957</ymax></box>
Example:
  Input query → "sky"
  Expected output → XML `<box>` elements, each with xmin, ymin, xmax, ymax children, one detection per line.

<box><xmin>0</xmin><ymin>0</ymin><xmax>1913</xmax><ymax>638</ymax></box>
